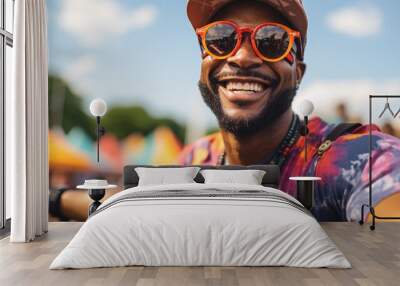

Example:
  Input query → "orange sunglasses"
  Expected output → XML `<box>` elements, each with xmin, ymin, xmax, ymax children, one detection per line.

<box><xmin>196</xmin><ymin>20</ymin><xmax>302</xmax><ymax>63</ymax></box>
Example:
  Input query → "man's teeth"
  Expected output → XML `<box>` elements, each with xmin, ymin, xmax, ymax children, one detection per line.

<box><xmin>225</xmin><ymin>81</ymin><xmax>265</xmax><ymax>93</ymax></box>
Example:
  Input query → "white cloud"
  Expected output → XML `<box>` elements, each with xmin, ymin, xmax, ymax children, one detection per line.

<box><xmin>59</xmin><ymin>0</ymin><xmax>158</xmax><ymax>46</ymax></box>
<box><xmin>60</xmin><ymin>55</ymin><xmax>97</xmax><ymax>97</ymax></box>
<box><xmin>63</xmin><ymin>55</ymin><xmax>96</xmax><ymax>82</ymax></box>
<box><xmin>326</xmin><ymin>4</ymin><xmax>383</xmax><ymax>37</ymax></box>
<box><xmin>294</xmin><ymin>79</ymin><xmax>400</xmax><ymax>122</ymax></box>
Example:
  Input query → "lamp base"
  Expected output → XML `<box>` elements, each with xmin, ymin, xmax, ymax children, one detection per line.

<box><xmin>88</xmin><ymin>188</ymin><xmax>105</xmax><ymax>216</ymax></box>
<box><xmin>289</xmin><ymin>177</ymin><xmax>321</xmax><ymax>210</ymax></box>
<box><xmin>296</xmin><ymin>180</ymin><xmax>315</xmax><ymax>210</ymax></box>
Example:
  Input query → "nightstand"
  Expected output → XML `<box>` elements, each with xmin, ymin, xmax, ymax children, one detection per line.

<box><xmin>289</xmin><ymin>177</ymin><xmax>321</xmax><ymax>210</ymax></box>
<box><xmin>77</xmin><ymin>180</ymin><xmax>117</xmax><ymax>216</ymax></box>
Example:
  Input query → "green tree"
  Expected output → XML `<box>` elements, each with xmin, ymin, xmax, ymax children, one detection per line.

<box><xmin>101</xmin><ymin>106</ymin><xmax>186</xmax><ymax>143</ymax></box>
<box><xmin>48</xmin><ymin>75</ymin><xmax>96</xmax><ymax>139</ymax></box>
<box><xmin>48</xmin><ymin>74</ymin><xmax>186</xmax><ymax>143</ymax></box>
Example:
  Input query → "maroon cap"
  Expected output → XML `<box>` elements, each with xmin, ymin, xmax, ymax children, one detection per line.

<box><xmin>187</xmin><ymin>0</ymin><xmax>308</xmax><ymax>55</ymax></box>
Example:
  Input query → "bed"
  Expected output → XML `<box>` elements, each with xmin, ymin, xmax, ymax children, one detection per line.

<box><xmin>50</xmin><ymin>165</ymin><xmax>351</xmax><ymax>269</ymax></box>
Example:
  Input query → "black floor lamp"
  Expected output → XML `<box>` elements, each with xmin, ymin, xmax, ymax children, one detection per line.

<box><xmin>296</xmin><ymin>99</ymin><xmax>315</xmax><ymax>162</ymax></box>
<box><xmin>89</xmin><ymin>98</ymin><xmax>107</xmax><ymax>163</ymax></box>
<box><xmin>359</xmin><ymin>95</ymin><xmax>400</xmax><ymax>230</ymax></box>
<box><xmin>78</xmin><ymin>98</ymin><xmax>116</xmax><ymax>216</ymax></box>
<box><xmin>290</xmin><ymin>99</ymin><xmax>321</xmax><ymax>210</ymax></box>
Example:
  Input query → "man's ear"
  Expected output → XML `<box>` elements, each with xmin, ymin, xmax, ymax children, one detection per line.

<box><xmin>296</xmin><ymin>60</ymin><xmax>306</xmax><ymax>85</ymax></box>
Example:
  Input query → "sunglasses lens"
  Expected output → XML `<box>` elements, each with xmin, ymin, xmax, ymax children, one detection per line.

<box><xmin>255</xmin><ymin>25</ymin><xmax>290</xmax><ymax>60</ymax></box>
<box><xmin>205</xmin><ymin>23</ymin><xmax>237</xmax><ymax>57</ymax></box>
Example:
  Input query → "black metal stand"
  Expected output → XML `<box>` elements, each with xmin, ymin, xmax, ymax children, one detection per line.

<box><xmin>95</xmin><ymin>116</ymin><xmax>106</xmax><ymax>163</ymax></box>
<box><xmin>96</xmin><ymin>116</ymin><xmax>100</xmax><ymax>163</ymax></box>
<box><xmin>88</xmin><ymin>188</ymin><xmax>105</xmax><ymax>216</ymax></box>
<box><xmin>304</xmin><ymin>116</ymin><xmax>309</xmax><ymax>162</ymax></box>
<box><xmin>300</xmin><ymin>116</ymin><xmax>309</xmax><ymax>162</ymax></box>
<box><xmin>359</xmin><ymin>95</ymin><xmax>400</xmax><ymax>230</ymax></box>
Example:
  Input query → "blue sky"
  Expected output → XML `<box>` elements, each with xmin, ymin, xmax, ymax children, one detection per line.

<box><xmin>48</xmin><ymin>0</ymin><xmax>400</xmax><ymax>133</ymax></box>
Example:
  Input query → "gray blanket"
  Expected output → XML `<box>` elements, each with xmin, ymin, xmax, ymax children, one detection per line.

<box><xmin>91</xmin><ymin>188</ymin><xmax>308</xmax><ymax>217</ymax></box>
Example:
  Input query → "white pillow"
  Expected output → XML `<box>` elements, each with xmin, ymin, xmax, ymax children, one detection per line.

<box><xmin>200</xmin><ymin>169</ymin><xmax>266</xmax><ymax>185</ymax></box>
<box><xmin>135</xmin><ymin>167</ymin><xmax>200</xmax><ymax>186</ymax></box>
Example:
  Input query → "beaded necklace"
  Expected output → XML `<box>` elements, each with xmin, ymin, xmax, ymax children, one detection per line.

<box><xmin>217</xmin><ymin>114</ymin><xmax>301</xmax><ymax>168</ymax></box>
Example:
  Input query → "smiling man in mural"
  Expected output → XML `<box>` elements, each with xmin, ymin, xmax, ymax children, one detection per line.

<box><xmin>51</xmin><ymin>0</ymin><xmax>400</xmax><ymax>223</ymax></box>
<box><xmin>179</xmin><ymin>0</ymin><xmax>400</xmax><ymax>221</ymax></box>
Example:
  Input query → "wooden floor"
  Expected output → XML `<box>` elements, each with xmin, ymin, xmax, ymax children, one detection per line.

<box><xmin>0</xmin><ymin>222</ymin><xmax>399</xmax><ymax>286</ymax></box>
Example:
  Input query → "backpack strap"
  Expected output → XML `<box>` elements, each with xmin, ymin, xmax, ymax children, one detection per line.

<box><xmin>317</xmin><ymin>123</ymin><xmax>362</xmax><ymax>156</ymax></box>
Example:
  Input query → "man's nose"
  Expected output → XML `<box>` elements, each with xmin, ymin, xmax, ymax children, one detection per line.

<box><xmin>226</xmin><ymin>35</ymin><xmax>263</xmax><ymax>69</ymax></box>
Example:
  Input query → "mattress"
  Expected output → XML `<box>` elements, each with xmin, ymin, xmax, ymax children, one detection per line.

<box><xmin>50</xmin><ymin>183</ymin><xmax>351</xmax><ymax>269</ymax></box>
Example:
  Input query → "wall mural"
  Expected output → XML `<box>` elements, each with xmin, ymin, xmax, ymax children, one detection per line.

<box><xmin>47</xmin><ymin>0</ymin><xmax>400</xmax><ymax>221</ymax></box>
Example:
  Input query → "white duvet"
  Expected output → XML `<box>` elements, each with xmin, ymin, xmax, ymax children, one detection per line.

<box><xmin>50</xmin><ymin>183</ymin><xmax>351</xmax><ymax>269</ymax></box>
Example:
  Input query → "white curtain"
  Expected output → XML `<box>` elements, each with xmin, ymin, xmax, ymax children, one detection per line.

<box><xmin>8</xmin><ymin>0</ymin><xmax>49</xmax><ymax>242</ymax></box>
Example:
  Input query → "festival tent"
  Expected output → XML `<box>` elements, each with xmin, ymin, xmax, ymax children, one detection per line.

<box><xmin>122</xmin><ymin>127</ymin><xmax>183</xmax><ymax>165</ymax></box>
<box><xmin>49</xmin><ymin>129</ymin><xmax>93</xmax><ymax>171</ymax></box>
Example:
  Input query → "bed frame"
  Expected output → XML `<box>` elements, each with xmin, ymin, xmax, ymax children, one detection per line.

<box><xmin>123</xmin><ymin>165</ymin><xmax>280</xmax><ymax>189</ymax></box>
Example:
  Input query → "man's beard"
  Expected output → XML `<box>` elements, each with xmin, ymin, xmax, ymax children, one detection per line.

<box><xmin>199</xmin><ymin>81</ymin><xmax>297</xmax><ymax>138</ymax></box>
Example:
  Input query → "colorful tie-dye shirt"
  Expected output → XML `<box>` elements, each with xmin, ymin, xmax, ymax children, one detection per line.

<box><xmin>179</xmin><ymin>116</ymin><xmax>400</xmax><ymax>221</ymax></box>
